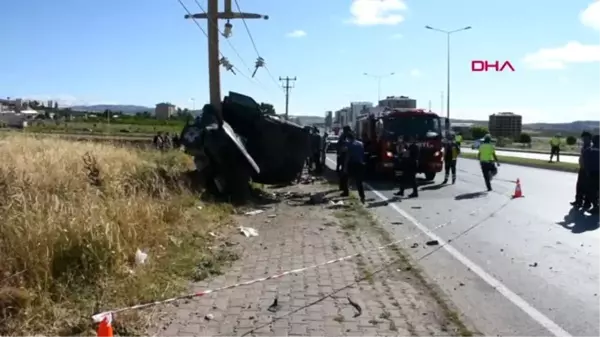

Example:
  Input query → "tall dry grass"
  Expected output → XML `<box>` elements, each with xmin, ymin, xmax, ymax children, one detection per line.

<box><xmin>0</xmin><ymin>135</ymin><xmax>235</xmax><ymax>335</ymax></box>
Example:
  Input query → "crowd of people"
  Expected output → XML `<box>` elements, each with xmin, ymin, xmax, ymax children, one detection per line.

<box><xmin>152</xmin><ymin>131</ymin><xmax>181</xmax><ymax>151</ymax></box>
<box><xmin>304</xmin><ymin>126</ymin><xmax>598</xmax><ymax>215</ymax></box>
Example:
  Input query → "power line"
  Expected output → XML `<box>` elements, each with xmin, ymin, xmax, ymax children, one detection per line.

<box><xmin>233</xmin><ymin>0</ymin><xmax>282</xmax><ymax>92</ymax></box>
<box><xmin>191</xmin><ymin>0</ymin><xmax>254</xmax><ymax>75</ymax></box>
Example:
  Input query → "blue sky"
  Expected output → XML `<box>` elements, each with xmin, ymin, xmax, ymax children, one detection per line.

<box><xmin>1</xmin><ymin>0</ymin><xmax>599</xmax><ymax>123</ymax></box>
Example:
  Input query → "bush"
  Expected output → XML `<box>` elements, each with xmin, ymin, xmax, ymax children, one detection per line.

<box><xmin>0</xmin><ymin>135</ymin><xmax>234</xmax><ymax>335</ymax></box>
<box><xmin>496</xmin><ymin>137</ymin><xmax>512</xmax><ymax>147</ymax></box>
<box><xmin>470</xmin><ymin>126</ymin><xmax>488</xmax><ymax>140</ymax></box>
<box><xmin>518</xmin><ymin>133</ymin><xmax>532</xmax><ymax>144</ymax></box>
<box><xmin>566</xmin><ymin>136</ymin><xmax>577</xmax><ymax>145</ymax></box>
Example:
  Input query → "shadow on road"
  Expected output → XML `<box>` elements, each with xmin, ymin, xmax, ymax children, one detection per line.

<box><xmin>556</xmin><ymin>207</ymin><xmax>600</xmax><ymax>234</ymax></box>
<box><xmin>454</xmin><ymin>191</ymin><xmax>488</xmax><ymax>200</ymax></box>
<box><xmin>420</xmin><ymin>183</ymin><xmax>449</xmax><ymax>191</ymax></box>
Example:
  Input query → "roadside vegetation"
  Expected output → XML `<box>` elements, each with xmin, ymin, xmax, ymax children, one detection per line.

<box><xmin>0</xmin><ymin>135</ymin><xmax>236</xmax><ymax>335</ymax></box>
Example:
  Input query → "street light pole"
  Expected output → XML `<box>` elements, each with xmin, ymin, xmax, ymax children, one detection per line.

<box><xmin>363</xmin><ymin>72</ymin><xmax>395</xmax><ymax>102</ymax></box>
<box><xmin>425</xmin><ymin>25</ymin><xmax>471</xmax><ymax>131</ymax></box>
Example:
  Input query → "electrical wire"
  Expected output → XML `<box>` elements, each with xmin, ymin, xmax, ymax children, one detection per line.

<box><xmin>233</xmin><ymin>0</ymin><xmax>284</xmax><ymax>92</ymax></box>
<box><xmin>175</xmin><ymin>0</ymin><xmax>247</xmax><ymax>77</ymax></box>
<box><xmin>191</xmin><ymin>0</ymin><xmax>254</xmax><ymax>76</ymax></box>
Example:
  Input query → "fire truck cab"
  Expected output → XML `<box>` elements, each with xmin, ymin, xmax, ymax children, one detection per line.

<box><xmin>356</xmin><ymin>108</ymin><xmax>443</xmax><ymax>180</ymax></box>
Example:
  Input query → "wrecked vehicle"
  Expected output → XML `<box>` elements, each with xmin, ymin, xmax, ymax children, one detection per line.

<box><xmin>179</xmin><ymin>92</ymin><xmax>310</xmax><ymax>198</ymax></box>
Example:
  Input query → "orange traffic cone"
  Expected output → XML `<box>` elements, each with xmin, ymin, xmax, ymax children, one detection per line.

<box><xmin>96</xmin><ymin>314</ymin><xmax>113</xmax><ymax>337</ymax></box>
<box><xmin>512</xmin><ymin>178</ymin><xmax>524</xmax><ymax>199</ymax></box>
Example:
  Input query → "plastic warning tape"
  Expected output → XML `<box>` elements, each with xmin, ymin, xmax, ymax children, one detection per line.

<box><xmin>92</xmin><ymin>206</ymin><xmax>483</xmax><ymax>322</ymax></box>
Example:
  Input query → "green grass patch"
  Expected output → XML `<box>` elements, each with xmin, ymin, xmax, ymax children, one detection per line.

<box><xmin>460</xmin><ymin>152</ymin><xmax>579</xmax><ymax>173</ymax></box>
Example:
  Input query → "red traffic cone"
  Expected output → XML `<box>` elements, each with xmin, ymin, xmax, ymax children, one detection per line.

<box><xmin>512</xmin><ymin>178</ymin><xmax>524</xmax><ymax>199</ymax></box>
<box><xmin>96</xmin><ymin>313</ymin><xmax>114</xmax><ymax>337</ymax></box>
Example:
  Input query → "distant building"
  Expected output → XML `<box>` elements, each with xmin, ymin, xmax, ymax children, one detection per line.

<box><xmin>378</xmin><ymin>96</ymin><xmax>416</xmax><ymax>109</ymax></box>
<box><xmin>349</xmin><ymin>102</ymin><xmax>373</xmax><ymax>127</ymax></box>
<box><xmin>155</xmin><ymin>102</ymin><xmax>176</xmax><ymax>120</ymax></box>
<box><xmin>488</xmin><ymin>112</ymin><xmax>522</xmax><ymax>138</ymax></box>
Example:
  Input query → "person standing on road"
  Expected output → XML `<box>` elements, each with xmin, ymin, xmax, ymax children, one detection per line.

<box><xmin>310</xmin><ymin>127</ymin><xmax>323</xmax><ymax>174</ymax></box>
<box><xmin>549</xmin><ymin>133</ymin><xmax>562</xmax><ymax>163</ymax></box>
<box><xmin>455</xmin><ymin>132</ymin><xmax>463</xmax><ymax>147</ymax></box>
<box><xmin>477</xmin><ymin>134</ymin><xmax>500</xmax><ymax>192</ymax></box>
<box><xmin>339</xmin><ymin>132</ymin><xmax>366</xmax><ymax>203</ymax></box>
<box><xmin>582</xmin><ymin>135</ymin><xmax>599</xmax><ymax>214</ymax></box>
<box><xmin>394</xmin><ymin>135</ymin><xmax>419</xmax><ymax>198</ymax></box>
<box><xmin>336</xmin><ymin>126</ymin><xmax>352</xmax><ymax>173</ymax></box>
<box><xmin>571</xmin><ymin>131</ymin><xmax>592</xmax><ymax>208</ymax></box>
<box><xmin>443</xmin><ymin>133</ymin><xmax>460</xmax><ymax>184</ymax></box>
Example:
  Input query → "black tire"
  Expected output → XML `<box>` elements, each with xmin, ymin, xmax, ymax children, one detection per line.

<box><xmin>424</xmin><ymin>172</ymin><xmax>436</xmax><ymax>181</ymax></box>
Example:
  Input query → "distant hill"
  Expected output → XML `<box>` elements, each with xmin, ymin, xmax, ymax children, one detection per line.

<box><xmin>69</xmin><ymin>104</ymin><xmax>153</xmax><ymax>114</ymax></box>
<box><xmin>451</xmin><ymin>119</ymin><xmax>599</xmax><ymax>133</ymax></box>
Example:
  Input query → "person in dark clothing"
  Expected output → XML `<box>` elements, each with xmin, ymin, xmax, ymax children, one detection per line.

<box><xmin>337</xmin><ymin>126</ymin><xmax>353</xmax><ymax>173</ymax></box>
<box><xmin>571</xmin><ymin>131</ymin><xmax>592</xmax><ymax>208</ymax></box>
<box><xmin>311</xmin><ymin>128</ymin><xmax>323</xmax><ymax>174</ymax></box>
<box><xmin>172</xmin><ymin>133</ymin><xmax>181</xmax><ymax>149</ymax></box>
<box><xmin>443</xmin><ymin>133</ymin><xmax>460</xmax><ymax>184</ymax></box>
<box><xmin>394</xmin><ymin>135</ymin><xmax>419</xmax><ymax>198</ymax></box>
<box><xmin>582</xmin><ymin>135</ymin><xmax>599</xmax><ymax>214</ymax></box>
<box><xmin>339</xmin><ymin>132</ymin><xmax>366</xmax><ymax>203</ymax></box>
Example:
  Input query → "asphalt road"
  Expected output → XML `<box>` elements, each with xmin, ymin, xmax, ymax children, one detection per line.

<box><xmin>461</xmin><ymin>147</ymin><xmax>579</xmax><ymax>164</ymax></box>
<box><xmin>325</xmin><ymin>154</ymin><xmax>599</xmax><ymax>337</ymax></box>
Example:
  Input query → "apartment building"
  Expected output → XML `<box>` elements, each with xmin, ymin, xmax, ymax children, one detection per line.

<box><xmin>488</xmin><ymin>112</ymin><xmax>522</xmax><ymax>138</ymax></box>
<box><xmin>378</xmin><ymin>95</ymin><xmax>416</xmax><ymax>109</ymax></box>
<box><xmin>155</xmin><ymin>102</ymin><xmax>176</xmax><ymax>120</ymax></box>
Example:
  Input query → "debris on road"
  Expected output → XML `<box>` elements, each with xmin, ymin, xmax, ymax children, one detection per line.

<box><xmin>204</xmin><ymin>313</ymin><xmax>214</xmax><ymax>321</ymax></box>
<box><xmin>244</xmin><ymin>210</ymin><xmax>264</xmax><ymax>216</ymax></box>
<box><xmin>411</xmin><ymin>243</ymin><xmax>419</xmax><ymax>248</ymax></box>
<box><xmin>267</xmin><ymin>297</ymin><xmax>279</xmax><ymax>313</ymax></box>
<box><xmin>425</xmin><ymin>240</ymin><xmax>439</xmax><ymax>246</ymax></box>
<box><xmin>347</xmin><ymin>295</ymin><xmax>363</xmax><ymax>317</ymax></box>
<box><xmin>239</xmin><ymin>226</ymin><xmax>259</xmax><ymax>237</ymax></box>
<box><xmin>529</xmin><ymin>262</ymin><xmax>538</xmax><ymax>267</ymax></box>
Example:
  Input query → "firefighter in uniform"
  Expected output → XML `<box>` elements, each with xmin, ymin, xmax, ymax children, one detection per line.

<box><xmin>477</xmin><ymin>134</ymin><xmax>500</xmax><ymax>191</ymax></box>
<box><xmin>571</xmin><ymin>131</ymin><xmax>592</xmax><ymax>208</ymax></box>
<box><xmin>455</xmin><ymin>132</ymin><xmax>463</xmax><ymax>147</ymax></box>
<box><xmin>339</xmin><ymin>132</ymin><xmax>366</xmax><ymax>203</ymax></box>
<box><xmin>443</xmin><ymin>133</ymin><xmax>460</xmax><ymax>184</ymax></box>
<box><xmin>549</xmin><ymin>133</ymin><xmax>562</xmax><ymax>163</ymax></box>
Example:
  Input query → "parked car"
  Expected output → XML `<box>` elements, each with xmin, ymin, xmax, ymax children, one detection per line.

<box><xmin>325</xmin><ymin>136</ymin><xmax>339</xmax><ymax>153</ymax></box>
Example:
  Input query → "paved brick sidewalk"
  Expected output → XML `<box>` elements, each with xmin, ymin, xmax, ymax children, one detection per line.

<box><xmin>148</xmin><ymin>181</ymin><xmax>465</xmax><ymax>336</ymax></box>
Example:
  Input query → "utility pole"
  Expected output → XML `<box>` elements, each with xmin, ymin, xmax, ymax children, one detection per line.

<box><xmin>279</xmin><ymin>76</ymin><xmax>296</xmax><ymax>120</ymax></box>
<box><xmin>184</xmin><ymin>0</ymin><xmax>268</xmax><ymax>124</ymax></box>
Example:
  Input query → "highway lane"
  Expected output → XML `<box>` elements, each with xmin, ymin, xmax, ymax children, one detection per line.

<box><xmin>325</xmin><ymin>154</ymin><xmax>599</xmax><ymax>336</ymax></box>
<box><xmin>461</xmin><ymin>147</ymin><xmax>579</xmax><ymax>164</ymax></box>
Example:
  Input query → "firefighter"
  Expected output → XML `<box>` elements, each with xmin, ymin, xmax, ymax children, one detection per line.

<box><xmin>443</xmin><ymin>133</ymin><xmax>460</xmax><ymax>184</ymax></box>
<box><xmin>336</xmin><ymin>125</ymin><xmax>352</xmax><ymax>173</ymax></box>
<box><xmin>571</xmin><ymin>131</ymin><xmax>592</xmax><ymax>208</ymax></box>
<box><xmin>339</xmin><ymin>132</ymin><xmax>366</xmax><ymax>203</ymax></box>
<box><xmin>582</xmin><ymin>134</ymin><xmax>599</xmax><ymax>214</ymax></box>
<box><xmin>394</xmin><ymin>135</ymin><xmax>419</xmax><ymax>198</ymax></box>
<box><xmin>477</xmin><ymin>134</ymin><xmax>500</xmax><ymax>191</ymax></box>
<box><xmin>549</xmin><ymin>133</ymin><xmax>562</xmax><ymax>162</ymax></box>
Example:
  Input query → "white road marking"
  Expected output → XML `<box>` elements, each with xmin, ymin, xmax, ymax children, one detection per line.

<box><xmin>324</xmin><ymin>157</ymin><xmax>571</xmax><ymax>337</ymax></box>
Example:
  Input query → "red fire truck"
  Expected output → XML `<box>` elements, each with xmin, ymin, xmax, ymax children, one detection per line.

<box><xmin>355</xmin><ymin>108</ymin><xmax>444</xmax><ymax>180</ymax></box>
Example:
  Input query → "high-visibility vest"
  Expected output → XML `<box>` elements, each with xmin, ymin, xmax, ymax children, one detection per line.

<box><xmin>550</xmin><ymin>137</ymin><xmax>560</xmax><ymax>146</ymax></box>
<box><xmin>455</xmin><ymin>135</ymin><xmax>463</xmax><ymax>143</ymax></box>
<box><xmin>479</xmin><ymin>143</ymin><xmax>495</xmax><ymax>162</ymax></box>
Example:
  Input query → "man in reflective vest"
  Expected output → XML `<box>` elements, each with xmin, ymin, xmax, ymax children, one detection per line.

<box><xmin>477</xmin><ymin>134</ymin><xmax>500</xmax><ymax>191</ymax></box>
<box><xmin>549</xmin><ymin>134</ymin><xmax>562</xmax><ymax>163</ymax></box>
<box><xmin>443</xmin><ymin>133</ymin><xmax>460</xmax><ymax>184</ymax></box>
<box><xmin>455</xmin><ymin>132</ymin><xmax>463</xmax><ymax>147</ymax></box>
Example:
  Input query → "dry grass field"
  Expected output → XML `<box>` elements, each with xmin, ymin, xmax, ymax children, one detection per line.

<box><xmin>0</xmin><ymin>135</ymin><xmax>236</xmax><ymax>335</ymax></box>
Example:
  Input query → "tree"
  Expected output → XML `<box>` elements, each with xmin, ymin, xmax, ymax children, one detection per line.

<box><xmin>470</xmin><ymin>126</ymin><xmax>488</xmax><ymax>139</ymax></box>
<box><xmin>259</xmin><ymin>103</ymin><xmax>276</xmax><ymax>115</ymax></box>
<box><xmin>566</xmin><ymin>136</ymin><xmax>577</xmax><ymax>145</ymax></box>
<box><xmin>518</xmin><ymin>133</ymin><xmax>532</xmax><ymax>144</ymax></box>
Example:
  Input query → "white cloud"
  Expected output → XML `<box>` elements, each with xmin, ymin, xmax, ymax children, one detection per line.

<box><xmin>348</xmin><ymin>0</ymin><xmax>407</xmax><ymax>26</ymax></box>
<box><xmin>390</xmin><ymin>33</ymin><xmax>403</xmax><ymax>39</ymax></box>
<box><xmin>580</xmin><ymin>0</ymin><xmax>600</xmax><ymax>30</ymax></box>
<box><xmin>523</xmin><ymin>41</ymin><xmax>600</xmax><ymax>69</ymax></box>
<box><xmin>409</xmin><ymin>69</ymin><xmax>421</xmax><ymax>77</ymax></box>
<box><xmin>286</xmin><ymin>30</ymin><xmax>306</xmax><ymax>38</ymax></box>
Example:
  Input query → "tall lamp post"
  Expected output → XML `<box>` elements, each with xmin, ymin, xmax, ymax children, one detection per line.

<box><xmin>363</xmin><ymin>72</ymin><xmax>395</xmax><ymax>103</ymax></box>
<box><xmin>425</xmin><ymin>25</ymin><xmax>471</xmax><ymax>130</ymax></box>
